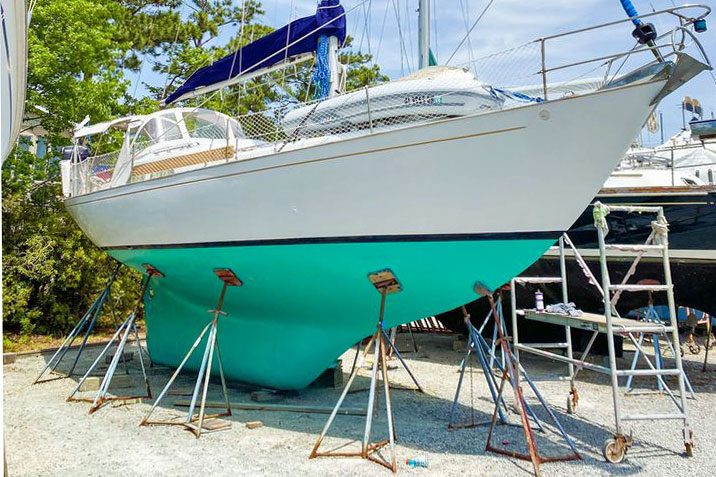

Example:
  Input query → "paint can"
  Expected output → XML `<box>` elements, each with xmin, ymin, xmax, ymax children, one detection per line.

<box><xmin>535</xmin><ymin>291</ymin><xmax>544</xmax><ymax>311</ymax></box>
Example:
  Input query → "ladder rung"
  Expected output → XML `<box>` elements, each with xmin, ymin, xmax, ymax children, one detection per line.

<box><xmin>617</xmin><ymin>325</ymin><xmax>674</xmax><ymax>333</ymax></box>
<box><xmin>609</xmin><ymin>284</ymin><xmax>672</xmax><ymax>292</ymax></box>
<box><xmin>621</xmin><ymin>413</ymin><xmax>686</xmax><ymax>421</ymax></box>
<box><xmin>521</xmin><ymin>342</ymin><xmax>569</xmax><ymax>349</ymax></box>
<box><xmin>605</xmin><ymin>205</ymin><xmax>664</xmax><ymax>214</ymax></box>
<box><xmin>604</xmin><ymin>244</ymin><xmax>665</xmax><ymax>252</ymax></box>
<box><xmin>514</xmin><ymin>277</ymin><xmax>562</xmax><ymax>284</ymax></box>
<box><xmin>616</xmin><ymin>369</ymin><xmax>682</xmax><ymax>376</ymax></box>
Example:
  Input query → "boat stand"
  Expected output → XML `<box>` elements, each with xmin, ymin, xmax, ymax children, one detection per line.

<box><xmin>140</xmin><ymin>268</ymin><xmax>239</xmax><ymax>438</ymax></box>
<box><xmin>310</xmin><ymin>269</ymin><xmax>422</xmax><ymax>473</ymax></box>
<box><xmin>450</xmin><ymin>294</ymin><xmax>569</xmax><ymax>434</ymax></box>
<box><xmin>33</xmin><ymin>263</ymin><xmax>122</xmax><ymax>384</ymax></box>
<box><xmin>480</xmin><ymin>292</ymin><xmax>581</xmax><ymax>476</ymax></box>
<box><xmin>67</xmin><ymin>264</ymin><xmax>161</xmax><ymax>413</ymax></box>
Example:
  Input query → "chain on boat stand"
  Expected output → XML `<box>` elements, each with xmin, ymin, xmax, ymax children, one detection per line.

<box><xmin>474</xmin><ymin>285</ymin><xmax>581</xmax><ymax>477</ymax></box>
<box><xmin>66</xmin><ymin>263</ymin><xmax>161</xmax><ymax>413</ymax></box>
<box><xmin>309</xmin><ymin>269</ymin><xmax>423</xmax><ymax>473</ymax></box>
<box><xmin>33</xmin><ymin>263</ymin><xmax>123</xmax><ymax>385</ymax></box>
<box><xmin>140</xmin><ymin>268</ymin><xmax>239</xmax><ymax>438</ymax></box>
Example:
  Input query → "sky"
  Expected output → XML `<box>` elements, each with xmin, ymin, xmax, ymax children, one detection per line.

<box><xmin>131</xmin><ymin>0</ymin><xmax>716</xmax><ymax>145</ymax></box>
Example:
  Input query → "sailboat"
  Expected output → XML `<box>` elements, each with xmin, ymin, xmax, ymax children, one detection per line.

<box><xmin>60</xmin><ymin>1</ymin><xmax>712</xmax><ymax>389</ymax></box>
<box><xmin>1</xmin><ymin>0</ymin><xmax>29</xmax><ymax>163</ymax></box>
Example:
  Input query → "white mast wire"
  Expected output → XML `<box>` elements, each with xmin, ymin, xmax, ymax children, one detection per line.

<box><xmin>446</xmin><ymin>0</ymin><xmax>497</xmax><ymax>65</ymax></box>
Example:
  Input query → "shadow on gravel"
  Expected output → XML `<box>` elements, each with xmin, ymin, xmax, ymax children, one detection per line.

<box><xmin>31</xmin><ymin>332</ymin><xmax>700</xmax><ymax>476</ymax></box>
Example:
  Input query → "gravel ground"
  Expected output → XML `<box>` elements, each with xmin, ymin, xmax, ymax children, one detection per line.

<box><xmin>4</xmin><ymin>332</ymin><xmax>716</xmax><ymax>476</ymax></box>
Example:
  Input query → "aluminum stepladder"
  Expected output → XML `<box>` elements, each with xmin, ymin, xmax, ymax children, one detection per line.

<box><xmin>140</xmin><ymin>268</ymin><xmax>239</xmax><ymax>438</ymax></box>
<box><xmin>310</xmin><ymin>269</ymin><xmax>423</xmax><ymax>473</ymax></box>
<box><xmin>510</xmin><ymin>236</ymin><xmax>579</xmax><ymax>414</ymax></box>
<box><xmin>34</xmin><ymin>263</ymin><xmax>122</xmax><ymax>384</ymax></box>
<box><xmin>67</xmin><ymin>263</ymin><xmax>160</xmax><ymax>413</ymax></box>
<box><xmin>594</xmin><ymin>202</ymin><xmax>693</xmax><ymax>461</ymax></box>
<box><xmin>625</xmin><ymin>286</ymin><xmax>695</xmax><ymax>397</ymax></box>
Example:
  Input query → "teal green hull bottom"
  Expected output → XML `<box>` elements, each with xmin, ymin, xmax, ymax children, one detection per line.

<box><xmin>109</xmin><ymin>238</ymin><xmax>554</xmax><ymax>389</ymax></box>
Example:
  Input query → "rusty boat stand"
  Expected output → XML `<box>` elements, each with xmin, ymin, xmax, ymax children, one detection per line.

<box><xmin>33</xmin><ymin>263</ymin><xmax>123</xmax><ymax>385</ymax></box>
<box><xmin>66</xmin><ymin>264</ymin><xmax>160</xmax><ymax>413</ymax></box>
<box><xmin>476</xmin><ymin>286</ymin><xmax>581</xmax><ymax>477</ymax></box>
<box><xmin>140</xmin><ymin>268</ymin><xmax>239</xmax><ymax>438</ymax></box>
<box><xmin>309</xmin><ymin>269</ymin><xmax>423</xmax><ymax>473</ymax></box>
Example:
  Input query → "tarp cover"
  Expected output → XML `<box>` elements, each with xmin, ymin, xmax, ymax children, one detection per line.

<box><xmin>165</xmin><ymin>0</ymin><xmax>346</xmax><ymax>105</ymax></box>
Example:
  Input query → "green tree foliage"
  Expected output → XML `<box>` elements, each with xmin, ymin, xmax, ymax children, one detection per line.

<box><xmin>4</xmin><ymin>0</ymin><xmax>389</xmax><ymax>341</ymax></box>
<box><xmin>2</xmin><ymin>151</ymin><xmax>141</xmax><ymax>337</ymax></box>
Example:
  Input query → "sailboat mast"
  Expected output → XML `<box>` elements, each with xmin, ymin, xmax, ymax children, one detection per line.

<box><xmin>418</xmin><ymin>0</ymin><xmax>430</xmax><ymax>69</ymax></box>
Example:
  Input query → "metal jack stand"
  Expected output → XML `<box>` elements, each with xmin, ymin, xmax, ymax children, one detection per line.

<box><xmin>480</xmin><ymin>289</ymin><xmax>581</xmax><ymax>477</ymax></box>
<box><xmin>34</xmin><ymin>263</ymin><xmax>122</xmax><ymax>384</ymax></box>
<box><xmin>450</xmin><ymin>297</ymin><xmax>565</xmax><ymax>434</ymax></box>
<box><xmin>449</xmin><ymin>305</ymin><xmax>508</xmax><ymax>429</ymax></box>
<box><xmin>67</xmin><ymin>264</ymin><xmax>160</xmax><ymax>413</ymax></box>
<box><xmin>310</xmin><ymin>269</ymin><xmax>423</xmax><ymax>473</ymax></box>
<box><xmin>140</xmin><ymin>268</ymin><xmax>239</xmax><ymax>438</ymax></box>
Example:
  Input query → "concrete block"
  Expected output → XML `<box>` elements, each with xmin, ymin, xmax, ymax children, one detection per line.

<box><xmin>79</xmin><ymin>377</ymin><xmax>101</xmax><ymax>392</ymax></box>
<box><xmin>310</xmin><ymin>360</ymin><xmax>343</xmax><ymax>389</ymax></box>
<box><xmin>452</xmin><ymin>338</ymin><xmax>468</xmax><ymax>352</ymax></box>
<box><xmin>105</xmin><ymin>352</ymin><xmax>134</xmax><ymax>364</ymax></box>
<box><xmin>245</xmin><ymin>421</ymin><xmax>263</xmax><ymax>429</ymax></box>
<box><xmin>250</xmin><ymin>391</ymin><xmax>283</xmax><ymax>403</ymax></box>
<box><xmin>3</xmin><ymin>354</ymin><xmax>16</xmax><ymax>365</ymax></box>
<box><xmin>109</xmin><ymin>374</ymin><xmax>133</xmax><ymax>389</ymax></box>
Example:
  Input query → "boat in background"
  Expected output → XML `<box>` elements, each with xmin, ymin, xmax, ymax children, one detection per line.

<box><xmin>1</xmin><ymin>0</ymin><xmax>29</xmax><ymax>163</ymax></box>
<box><xmin>61</xmin><ymin>3</ymin><xmax>712</xmax><ymax>389</ymax></box>
<box><xmin>439</xmin><ymin>127</ymin><xmax>716</xmax><ymax>345</ymax></box>
<box><xmin>623</xmin><ymin>121</ymin><xmax>716</xmax><ymax>184</ymax></box>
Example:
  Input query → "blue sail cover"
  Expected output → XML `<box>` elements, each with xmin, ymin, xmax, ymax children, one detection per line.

<box><xmin>165</xmin><ymin>0</ymin><xmax>346</xmax><ymax>104</ymax></box>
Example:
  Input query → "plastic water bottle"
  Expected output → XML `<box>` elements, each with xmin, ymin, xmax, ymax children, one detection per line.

<box><xmin>535</xmin><ymin>291</ymin><xmax>544</xmax><ymax>311</ymax></box>
<box><xmin>406</xmin><ymin>456</ymin><xmax>428</xmax><ymax>468</ymax></box>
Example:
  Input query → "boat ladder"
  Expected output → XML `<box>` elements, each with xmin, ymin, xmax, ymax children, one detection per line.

<box><xmin>511</xmin><ymin>204</ymin><xmax>694</xmax><ymax>463</ymax></box>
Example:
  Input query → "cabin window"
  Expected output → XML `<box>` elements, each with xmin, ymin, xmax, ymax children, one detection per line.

<box><xmin>695</xmin><ymin>170</ymin><xmax>700</xmax><ymax>178</ymax></box>
<box><xmin>709</xmin><ymin>169</ymin><xmax>714</xmax><ymax>184</ymax></box>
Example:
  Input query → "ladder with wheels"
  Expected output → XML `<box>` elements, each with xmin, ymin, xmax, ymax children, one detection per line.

<box><xmin>512</xmin><ymin>204</ymin><xmax>693</xmax><ymax>463</ymax></box>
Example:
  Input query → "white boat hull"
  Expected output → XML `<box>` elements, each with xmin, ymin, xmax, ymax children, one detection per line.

<box><xmin>65</xmin><ymin>79</ymin><xmax>667</xmax><ymax>389</ymax></box>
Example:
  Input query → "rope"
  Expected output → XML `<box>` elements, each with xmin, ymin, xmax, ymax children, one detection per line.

<box><xmin>592</xmin><ymin>201</ymin><xmax>610</xmax><ymax>231</ymax></box>
<box><xmin>652</xmin><ymin>214</ymin><xmax>669</xmax><ymax>239</ymax></box>
<box><xmin>312</xmin><ymin>35</ymin><xmax>331</xmax><ymax>99</ymax></box>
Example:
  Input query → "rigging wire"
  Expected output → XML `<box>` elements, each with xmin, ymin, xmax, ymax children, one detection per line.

<box><xmin>446</xmin><ymin>0</ymin><xmax>497</xmax><ymax>65</ymax></box>
<box><xmin>390</xmin><ymin>0</ymin><xmax>411</xmax><ymax>75</ymax></box>
<box><xmin>403</xmin><ymin>0</ymin><xmax>414</xmax><ymax>71</ymax></box>
<box><xmin>374</xmin><ymin>0</ymin><xmax>391</xmax><ymax>67</ymax></box>
<box><xmin>459</xmin><ymin>0</ymin><xmax>476</xmax><ymax>70</ymax></box>
<box><xmin>161</xmin><ymin>5</ymin><xmax>185</xmax><ymax>100</ymax></box>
